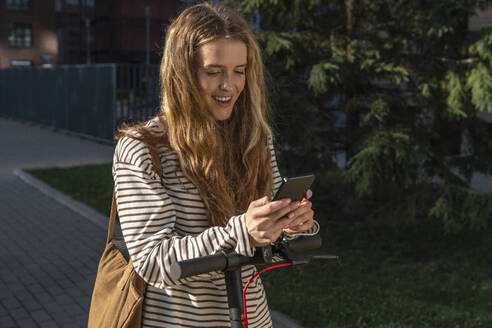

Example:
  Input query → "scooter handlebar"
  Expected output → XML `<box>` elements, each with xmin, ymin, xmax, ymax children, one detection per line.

<box><xmin>284</xmin><ymin>234</ymin><xmax>322</xmax><ymax>252</ymax></box>
<box><xmin>170</xmin><ymin>235</ymin><xmax>324</xmax><ymax>280</ymax></box>
<box><xmin>170</xmin><ymin>252</ymin><xmax>228</xmax><ymax>280</ymax></box>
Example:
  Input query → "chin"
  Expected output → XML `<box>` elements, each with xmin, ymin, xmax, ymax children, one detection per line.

<box><xmin>214</xmin><ymin>114</ymin><xmax>232</xmax><ymax>121</ymax></box>
<box><xmin>212</xmin><ymin>108</ymin><xmax>233</xmax><ymax>121</ymax></box>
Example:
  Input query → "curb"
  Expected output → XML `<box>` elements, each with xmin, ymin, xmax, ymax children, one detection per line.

<box><xmin>13</xmin><ymin>169</ymin><xmax>107</xmax><ymax>230</ymax></box>
<box><xmin>13</xmin><ymin>169</ymin><xmax>305</xmax><ymax>328</ymax></box>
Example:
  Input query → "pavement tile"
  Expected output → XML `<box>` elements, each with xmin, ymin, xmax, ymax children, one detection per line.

<box><xmin>75</xmin><ymin>296</ymin><xmax>91</xmax><ymax>311</ymax></box>
<box><xmin>14</xmin><ymin>274</ymin><xmax>37</xmax><ymax>285</ymax></box>
<box><xmin>30</xmin><ymin>309</ymin><xmax>53</xmax><ymax>323</ymax></box>
<box><xmin>0</xmin><ymin>315</ymin><xmax>16</xmax><ymax>328</ymax></box>
<box><xmin>37</xmin><ymin>278</ymin><xmax>56</xmax><ymax>290</ymax></box>
<box><xmin>33</xmin><ymin>291</ymin><xmax>55</xmax><ymax>303</ymax></box>
<box><xmin>8</xmin><ymin>307</ymin><xmax>30</xmax><ymax>320</ymax></box>
<box><xmin>0</xmin><ymin>304</ymin><xmax>7</xmax><ymax>316</ymax></box>
<box><xmin>40</xmin><ymin>302</ymin><xmax>59</xmax><ymax>313</ymax></box>
<box><xmin>61</xmin><ymin>324</ymin><xmax>84</xmax><ymax>328</ymax></box>
<box><xmin>10</xmin><ymin>289</ymin><xmax>33</xmax><ymax>301</ymax></box>
<box><xmin>26</xmin><ymin>283</ymin><xmax>45</xmax><ymax>294</ymax></box>
<box><xmin>7</xmin><ymin>283</ymin><xmax>31</xmax><ymax>292</ymax></box>
<box><xmin>45</xmin><ymin>285</ymin><xmax>64</xmax><ymax>297</ymax></box>
<box><xmin>1</xmin><ymin>297</ymin><xmax>22</xmax><ymax>310</ymax></box>
<box><xmin>14</xmin><ymin>317</ymin><xmax>39</xmax><ymax>328</ymax></box>
<box><xmin>2</xmin><ymin>275</ymin><xmax>21</xmax><ymax>284</ymax></box>
<box><xmin>55</xmin><ymin>279</ymin><xmax>74</xmax><ymax>289</ymax></box>
<box><xmin>61</xmin><ymin>303</ymin><xmax>85</xmax><ymax>316</ymax></box>
<box><xmin>67</xmin><ymin>272</ymin><xmax>85</xmax><ymax>284</ymax></box>
<box><xmin>75</xmin><ymin>314</ymin><xmax>89</xmax><ymax>326</ymax></box>
<box><xmin>38</xmin><ymin>321</ymin><xmax>59</xmax><ymax>328</ymax></box>
<box><xmin>19</xmin><ymin>299</ymin><xmax>43</xmax><ymax>311</ymax></box>
<box><xmin>65</xmin><ymin>287</ymin><xmax>85</xmax><ymax>298</ymax></box>
<box><xmin>52</xmin><ymin>311</ymin><xmax>74</xmax><ymax>325</ymax></box>
<box><xmin>53</xmin><ymin>294</ymin><xmax>75</xmax><ymax>305</ymax></box>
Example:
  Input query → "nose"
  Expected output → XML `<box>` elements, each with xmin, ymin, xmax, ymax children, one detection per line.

<box><xmin>219</xmin><ymin>74</ymin><xmax>233</xmax><ymax>91</ymax></box>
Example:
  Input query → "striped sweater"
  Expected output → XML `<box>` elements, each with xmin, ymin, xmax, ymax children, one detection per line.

<box><xmin>112</xmin><ymin>119</ymin><xmax>319</xmax><ymax>327</ymax></box>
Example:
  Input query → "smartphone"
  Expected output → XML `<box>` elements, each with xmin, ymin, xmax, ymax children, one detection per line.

<box><xmin>272</xmin><ymin>173</ymin><xmax>315</xmax><ymax>202</ymax></box>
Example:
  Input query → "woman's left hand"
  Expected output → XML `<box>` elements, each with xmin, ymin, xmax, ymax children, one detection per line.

<box><xmin>283</xmin><ymin>189</ymin><xmax>314</xmax><ymax>234</ymax></box>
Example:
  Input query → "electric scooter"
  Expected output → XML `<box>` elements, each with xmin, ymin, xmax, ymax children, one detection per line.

<box><xmin>170</xmin><ymin>235</ymin><xmax>338</xmax><ymax>328</ymax></box>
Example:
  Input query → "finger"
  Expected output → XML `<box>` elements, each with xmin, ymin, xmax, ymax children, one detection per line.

<box><xmin>269</xmin><ymin>199</ymin><xmax>304</xmax><ymax>221</ymax></box>
<box><xmin>283</xmin><ymin>227</ymin><xmax>301</xmax><ymax>234</ymax></box>
<box><xmin>284</xmin><ymin>226</ymin><xmax>303</xmax><ymax>233</ymax></box>
<box><xmin>288</xmin><ymin>201</ymin><xmax>312</xmax><ymax>219</ymax></box>
<box><xmin>294</xmin><ymin>219</ymin><xmax>314</xmax><ymax>232</ymax></box>
<box><xmin>274</xmin><ymin>214</ymin><xmax>298</xmax><ymax>231</ymax></box>
<box><xmin>285</xmin><ymin>217</ymin><xmax>314</xmax><ymax>233</ymax></box>
<box><xmin>254</xmin><ymin>198</ymin><xmax>291</xmax><ymax>217</ymax></box>
<box><xmin>271</xmin><ymin>229</ymin><xmax>284</xmax><ymax>243</ymax></box>
<box><xmin>250</xmin><ymin>195</ymin><xmax>271</xmax><ymax>208</ymax></box>
<box><xmin>285</xmin><ymin>209</ymin><xmax>313</xmax><ymax>229</ymax></box>
<box><xmin>262</xmin><ymin>203</ymin><xmax>294</xmax><ymax>224</ymax></box>
<box><xmin>304</xmin><ymin>189</ymin><xmax>313</xmax><ymax>200</ymax></box>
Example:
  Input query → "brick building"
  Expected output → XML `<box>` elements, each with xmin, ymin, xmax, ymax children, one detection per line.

<box><xmin>93</xmin><ymin>0</ymin><xmax>177</xmax><ymax>64</ymax></box>
<box><xmin>0</xmin><ymin>0</ymin><xmax>182</xmax><ymax>68</ymax></box>
<box><xmin>0</xmin><ymin>0</ymin><xmax>58</xmax><ymax>67</ymax></box>
<box><xmin>55</xmin><ymin>0</ymin><xmax>95</xmax><ymax>65</ymax></box>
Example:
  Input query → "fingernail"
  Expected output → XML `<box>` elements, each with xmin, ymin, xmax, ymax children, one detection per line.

<box><xmin>284</xmin><ymin>198</ymin><xmax>292</xmax><ymax>204</ymax></box>
<box><xmin>288</xmin><ymin>212</ymin><xmax>295</xmax><ymax>218</ymax></box>
<box><xmin>295</xmin><ymin>201</ymin><xmax>300</xmax><ymax>207</ymax></box>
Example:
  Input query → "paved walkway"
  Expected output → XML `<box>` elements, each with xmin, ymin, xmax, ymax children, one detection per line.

<box><xmin>0</xmin><ymin>119</ymin><xmax>113</xmax><ymax>176</ymax></box>
<box><xmin>0</xmin><ymin>174</ymin><xmax>105</xmax><ymax>328</ymax></box>
<box><xmin>0</xmin><ymin>118</ymin><xmax>303</xmax><ymax>328</ymax></box>
<box><xmin>0</xmin><ymin>119</ymin><xmax>114</xmax><ymax>328</ymax></box>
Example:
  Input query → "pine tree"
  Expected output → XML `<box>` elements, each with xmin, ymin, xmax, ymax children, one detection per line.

<box><xmin>225</xmin><ymin>0</ymin><xmax>492</xmax><ymax>232</ymax></box>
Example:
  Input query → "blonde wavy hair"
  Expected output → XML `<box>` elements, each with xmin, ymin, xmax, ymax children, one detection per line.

<box><xmin>118</xmin><ymin>2</ymin><xmax>274</xmax><ymax>227</ymax></box>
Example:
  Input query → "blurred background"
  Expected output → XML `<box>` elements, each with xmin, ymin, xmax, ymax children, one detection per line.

<box><xmin>1</xmin><ymin>0</ymin><xmax>492</xmax><ymax>327</ymax></box>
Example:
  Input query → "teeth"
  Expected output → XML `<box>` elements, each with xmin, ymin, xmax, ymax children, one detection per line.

<box><xmin>213</xmin><ymin>96</ymin><xmax>232</xmax><ymax>102</ymax></box>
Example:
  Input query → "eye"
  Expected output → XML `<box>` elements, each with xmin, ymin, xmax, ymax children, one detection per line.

<box><xmin>235</xmin><ymin>70</ymin><xmax>245</xmax><ymax>75</ymax></box>
<box><xmin>206</xmin><ymin>71</ymin><xmax>220</xmax><ymax>76</ymax></box>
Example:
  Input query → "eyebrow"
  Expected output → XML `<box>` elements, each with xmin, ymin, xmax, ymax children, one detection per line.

<box><xmin>203</xmin><ymin>64</ymin><xmax>247</xmax><ymax>68</ymax></box>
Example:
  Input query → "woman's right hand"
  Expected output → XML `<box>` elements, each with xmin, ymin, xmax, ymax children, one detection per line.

<box><xmin>245</xmin><ymin>196</ymin><xmax>300</xmax><ymax>247</ymax></box>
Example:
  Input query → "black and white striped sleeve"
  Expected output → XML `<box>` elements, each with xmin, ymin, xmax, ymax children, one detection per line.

<box><xmin>112</xmin><ymin>137</ymin><xmax>254</xmax><ymax>289</ymax></box>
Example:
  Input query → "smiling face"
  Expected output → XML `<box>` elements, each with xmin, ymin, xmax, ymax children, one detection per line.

<box><xmin>196</xmin><ymin>38</ymin><xmax>247</xmax><ymax>121</ymax></box>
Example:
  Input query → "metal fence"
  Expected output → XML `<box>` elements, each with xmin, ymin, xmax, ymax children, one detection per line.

<box><xmin>0</xmin><ymin>64</ymin><xmax>160</xmax><ymax>142</ymax></box>
<box><xmin>116</xmin><ymin>64</ymin><xmax>160</xmax><ymax>127</ymax></box>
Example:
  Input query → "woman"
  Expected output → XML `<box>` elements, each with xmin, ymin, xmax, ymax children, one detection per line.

<box><xmin>113</xmin><ymin>2</ymin><xmax>319</xmax><ymax>327</ymax></box>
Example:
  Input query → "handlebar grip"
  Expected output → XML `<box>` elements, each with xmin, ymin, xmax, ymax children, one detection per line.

<box><xmin>286</xmin><ymin>235</ymin><xmax>322</xmax><ymax>252</ymax></box>
<box><xmin>170</xmin><ymin>252</ymin><xmax>227</xmax><ymax>280</ymax></box>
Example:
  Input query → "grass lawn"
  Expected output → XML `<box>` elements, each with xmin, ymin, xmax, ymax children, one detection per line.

<box><xmin>26</xmin><ymin>164</ymin><xmax>114</xmax><ymax>217</ymax></box>
<box><xmin>27</xmin><ymin>164</ymin><xmax>492</xmax><ymax>328</ymax></box>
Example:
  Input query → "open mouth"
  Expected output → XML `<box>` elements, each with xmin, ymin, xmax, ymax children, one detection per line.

<box><xmin>213</xmin><ymin>96</ymin><xmax>233</xmax><ymax>107</ymax></box>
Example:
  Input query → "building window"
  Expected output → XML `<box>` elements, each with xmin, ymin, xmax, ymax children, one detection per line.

<box><xmin>66</xmin><ymin>0</ymin><xmax>79</xmax><ymax>6</ymax></box>
<box><xmin>8</xmin><ymin>23</ymin><xmax>33</xmax><ymax>47</ymax></box>
<box><xmin>6</xmin><ymin>0</ymin><xmax>30</xmax><ymax>10</ymax></box>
